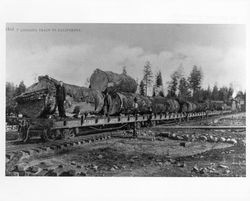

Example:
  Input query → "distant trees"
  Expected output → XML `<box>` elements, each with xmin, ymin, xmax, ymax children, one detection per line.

<box><xmin>6</xmin><ymin>82</ymin><xmax>17</xmax><ymax>115</ymax></box>
<box><xmin>164</xmin><ymin>64</ymin><xmax>236</xmax><ymax>103</ymax></box>
<box><xmin>205</xmin><ymin>86</ymin><xmax>212</xmax><ymax>100</ymax></box>
<box><xmin>211</xmin><ymin>84</ymin><xmax>219</xmax><ymax>100</ymax></box>
<box><xmin>137</xmin><ymin>61</ymin><xmax>239</xmax><ymax>103</ymax></box>
<box><xmin>6</xmin><ymin>81</ymin><xmax>26</xmax><ymax>115</ymax></box>
<box><xmin>218</xmin><ymin>87</ymin><xmax>231</xmax><ymax>102</ymax></box>
<box><xmin>166</xmin><ymin>65</ymin><xmax>203</xmax><ymax>101</ymax></box>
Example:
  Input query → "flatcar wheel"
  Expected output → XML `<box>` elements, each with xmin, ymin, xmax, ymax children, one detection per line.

<box><xmin>136</xmin><ymin>122</ymin><xmax>141</xmax><ymax>130</ymax></box>
<box><xmin>41</xmin><ymin>128</ymin><xmax>49</xmax><ymax>142</ymax></box>
<box><xmin>144</xmin><ymin>121</ymin><xmax>149</xmax><ymax>127</ymax></box>
<box><xmin>63</xmin><ymin>128</ymin><xmax>75</xmax><ymax>139</ymax></box>
<box><xmin>67</xmin><ymin>128</ymin><xmax>75</xmax><ymax>139</ymax></box>
<box><xmin>151</xmin><ymin>121</ymin><xmax>156</xmax><ymax>127</ymax></box>
<box><xmin>48</xmin><ymin>129</ymin><xmax>58</xmax><ymax>140</ymax></box>
<box><xmin>127</xmin><ymin>123</ymin><xmax>132</xmax><ymax>130</ymax></box>
<box><xmin>54</xmin><ymin>129</ymin><xmax>62</xmax><ymax>139</ymax></box>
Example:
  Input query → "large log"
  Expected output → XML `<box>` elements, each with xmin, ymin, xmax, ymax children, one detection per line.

<box><xmin>15</xmin><ymin>75</ymin><xmax>104</xmax><ymax>118</ymax></box>
<box><xmin>150</xmin><ymin>97</ymin><xmax>180</xmax><ymax>114</ymax></box>
<box><xmin>195</xmin><ymin>102</ymin><xmax>209</xmax><ymax>112</ymax></box>
<box><xmin>165</xmin><ymin>99</ymin><xmax>180</xmax><ymax>113</ymax></box>
<box><xmin>90</xmin><ymin>68</ymin><xmax>138</xmax><ymax>93</ymax></box>
<box><xmin>106</xmin><ymin>92</ymin><xmax>152</xmax><ymax>115</ymax></box>
<box><xmin>151</xmin><ymin>96</ymin><xmax>168</xmax><ymax>114</ymax></box>
<box><xmin>179</xmin><ymin>100</ymin><xmax>197</xmax><ymax>113</ymax></box>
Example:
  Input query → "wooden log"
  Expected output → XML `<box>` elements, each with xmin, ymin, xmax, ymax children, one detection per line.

<box><xmin>106</xmin><ymin>92</ymin><xmax>152</xmax><ymax>115</ymax></box>
<box><xmin>151</xmin><ymin>96</ymin><xmax>168</xmax><ymax>114</ymax></box>
<box><xmin>180</xmin><ymin>102</ymin><xmax>188</xmax><ymax>113</ymax></box>
<box><xmin>15</xmin><ymin>75</ymin><xmax>104</xmax><ymax>118</ymax></box>
<box><xmin>150</xmin><ymin>97</ymin><xmax>180</xmax><ymax>114</ymax></box>
<box><xmin>165</xmin><ymin>99</ymin><xmax>180</xmax><ymax>113</ymax></box>
<box><xmin>195</xmin><ymin>102</ymin><xmax>208</xmax><ymax>112</ymax></box>
<box><xmin>124</xmin><ymin>93</ymin><xmax>152</xmax><ymax>114</ymax></box>
<box><xmin>178</xmin><ymin>100</ymin><xmax>197</xmax><ymax>113</ymax></box>
<box><xmin>90</xmin><ymin>68</ymin><xmax>138</xmax><ymax>93</ymax></box>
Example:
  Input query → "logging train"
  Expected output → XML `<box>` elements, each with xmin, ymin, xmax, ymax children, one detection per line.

<box><xmin>14</xmin><ymin>69</ymin><xmax>231</xmax><ymax>142</ymax></box>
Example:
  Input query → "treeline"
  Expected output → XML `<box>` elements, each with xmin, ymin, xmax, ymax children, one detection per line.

<box><xmin>6</xmin><ymin>81</ymin><xmax>26</xmax><ymax>115</ymax></box>
<box><xmin>128</xmin><ymin>61</ymin><xmax>245</xmax><ymax>104</ymax></box>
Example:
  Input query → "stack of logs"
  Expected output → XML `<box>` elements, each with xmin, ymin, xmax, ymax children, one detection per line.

<box><xmin>15</xmin><ymin>68</ymin><xmax>208</xmax><ymax>118</ymax></box>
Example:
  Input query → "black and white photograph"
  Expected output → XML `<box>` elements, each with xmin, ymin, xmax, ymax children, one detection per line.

<box><xmin>5</xmin><ymin>23</ymin><xmax>246</xmax><ymax>177</ymax></box>
<box><xmin>1</xmin><ymin>0</ymin><xmax>250</xmax><ymax>201</ymax></box>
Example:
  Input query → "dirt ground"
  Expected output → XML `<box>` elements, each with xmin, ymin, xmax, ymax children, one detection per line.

<box><xmin>9</xmin><ymin>112</ymin><xmax>245</xmax><ymax>177</ymax></box>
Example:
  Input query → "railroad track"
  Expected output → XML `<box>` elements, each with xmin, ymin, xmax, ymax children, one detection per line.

<box><xmin>5</xmin><ymin>130</ymin><xmax>125</xmax><ymax>163</ymax></box>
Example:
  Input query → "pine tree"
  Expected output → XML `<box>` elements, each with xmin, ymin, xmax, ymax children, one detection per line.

<box><xmin>178</xmin><ymin>77</ymin><xmax>191</xmax><ymax>100</ymax></box>
<box><xmin>202</xmin><ymin>86</ymin><xmax>212</xmax><ymax>101</ymax></box>
<box><xmin>211</xmin><ymin>84</ymin><xmax>219</xmax><ymax>100</ymax></box>
<box><xmin>167</xmin><ymin>70</ymin><xmax>181</xmax><ymax>97</ymax></box>
<box><xmin>139</xmin><ymin>80</ymin><xmax>146</xmax><ymax>96</ymax></box>
<box><xmin>155</xmin><ymin>71</ymin><xmax>163</xmax><ymax>87</ymax></box>
<box><xmin>207</xmin><ymin>86</ymin><xmax>212</xmax><ymax>100</ymax></box>
<box><xmin>188</xmin><ymin>65</ymin><xmax>202</xmax><ymax>101</ymax></box>
<box><xmin>153</xmin><ymin>71</ymin><xmax>164</xmax><ymax>97</ymax></box>
<box><xmin>218</xmin><ymin>87</ymin><xmax>230</xmax><ymax>102</ymax></box>
<box><xmin>143</xmin><ymin>61</ymin><xmax>153</xmax><ymax>96</ymax></box>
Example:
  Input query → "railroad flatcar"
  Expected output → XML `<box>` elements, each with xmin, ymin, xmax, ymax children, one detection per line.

<box><xmin>13</xmin><ymin>72</ymin><xmax>232</xmax><ymax>143</ymax></box>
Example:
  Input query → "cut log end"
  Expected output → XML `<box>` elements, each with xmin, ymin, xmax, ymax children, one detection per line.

<box><xmin>90</xmin><ymin>68</ymin><xmax>137</xmax><ymax>93</ymax></box>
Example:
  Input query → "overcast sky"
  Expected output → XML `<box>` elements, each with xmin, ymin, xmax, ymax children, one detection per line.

<box><xmin>6</xmin><ymin>23</ymin><xmax>246</xmax><ymax>93</ymax></box>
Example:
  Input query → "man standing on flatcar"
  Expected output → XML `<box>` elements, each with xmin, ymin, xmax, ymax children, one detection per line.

<box><xmin>103</xmin><ymin>89</ymin><xmax>110</xmax><ymax>117</ymax></box>
<box><xmin>56</xmin><ymin>81</ymin><xmax>66</xmax><ymax>118</ymax></box>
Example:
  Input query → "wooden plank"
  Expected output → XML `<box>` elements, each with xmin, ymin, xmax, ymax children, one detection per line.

<box><xmin>51</xmin><ymin>111</ymin><xmax>232</xmax><ymax>130</ymax></box>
